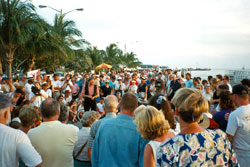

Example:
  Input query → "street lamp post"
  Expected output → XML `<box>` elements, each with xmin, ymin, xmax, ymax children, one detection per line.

<box><xmin>116</xmin><ymin>41</ymin><xmax>139</xmax><ymax>54</ymax></box>
<box><xmin>38</xmin><ymin>5</ymin><xmax>83</xmax><ymax>16</ymax></box>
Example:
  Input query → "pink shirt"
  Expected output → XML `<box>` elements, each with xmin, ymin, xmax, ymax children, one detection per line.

<box><xmin>81</xmin><ymin>83</ymin><xmax>99</xmax><ymax>97</ymax></box>
<box><xmin>72</xmin><ymin>84</ymin><xmax>79</xmax><ymax>94</ymax></box>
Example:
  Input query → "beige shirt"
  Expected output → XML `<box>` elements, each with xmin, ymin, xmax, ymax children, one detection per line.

<box><xmin>28</xmin><ymin>121</ymin><xmax>78</xmax><ymax>167</ymax></box>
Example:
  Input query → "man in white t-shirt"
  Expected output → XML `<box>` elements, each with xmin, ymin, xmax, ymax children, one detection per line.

<box><xmin>52</xmin><ymin>74</ymin><xmax>62</xmax><ymax>99</ymax></box>
<box><xmin>222</xmin><ymin>75</ymin><xmax>232</xmax><ymax>92</ymax></box>
<box><xmin>96</xmin><ymin>97</ymin><xmax>105</xmax><ymax>115</ymax></box>
<box><xmin>226</xmin><ymin>84</ymin><xmax>250</xmax><ymax>167</ymax></box>
<box><xmin>0</xmin><ymin>93</ymin><xmax>42</xmax><ymax>167</ymax></box>
<box><xmin>28</xmin><ymin>98</ymin><xmax>78</xmax><ymax>167</ymax></box>
<box><xmin>114</xmin><ymin>77</ymin><xmax>125</xmax><ymax>96</ymax></box>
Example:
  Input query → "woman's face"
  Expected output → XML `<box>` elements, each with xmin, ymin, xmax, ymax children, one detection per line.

<box><xmin>59</xmin><ymin>97</ymin><xmax>63</xmax><ymax>103</ymax></box>
<box><xmin>206</xmin><ymin>87</ymin><xmax>210</xmax><ymax>93</ymax></box>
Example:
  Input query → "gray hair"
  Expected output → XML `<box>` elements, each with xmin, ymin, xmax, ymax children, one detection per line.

<box><xmin>19</xmin><ymin>105</ymin><xmax>37</xmax><ymax>127</ymax></box>
<box><xmin>40</xmin><ymin>98</ymin><xmax>60</xmax><ymax>118</ymax></box>
<box><xmin>104</xmin><ymin>95</ymin><xmax>118</xmax><ymax>111</ymax></box>
<box><xmin>81</xmin><ymin>111</ymin><xmax>101</xmax><ymax>127</ymax></box>
<box><xmin>58</xmin><ymin>103</ymin><xmax>69</xmax><ymax>122</ymax></box>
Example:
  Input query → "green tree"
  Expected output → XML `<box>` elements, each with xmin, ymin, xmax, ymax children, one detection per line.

<box><xmin>65</xmin><ymin>49</ymin><xmax>92</xmax><ymax>72</ymax></box>
<box><xmin>13</xmin><ymin>16</ymin><xmax>52</xmax><ymax>73</ymax></box>
<box><xmin>123</xmin><ymin>52</ymin><xmax>142</xmax><ymax>68</ymax></box>
<box><xmin>48</xmin><ymin>13</ymin><xmax>88</xmax><ymax>69</ymax></box>
<box><xmin>104</xmin><ymin>43</ymin><xmax>123</xmax><ymax>65</ymax></box>
<box><xmin>85</xmin><ymin>46</ymin><xmax>105</xmax><ymax>70</ymax></box>
<box><xmin>0</xmin><ymin>0</ymin><xmax>38</xmax><ymax>77</ymax></box>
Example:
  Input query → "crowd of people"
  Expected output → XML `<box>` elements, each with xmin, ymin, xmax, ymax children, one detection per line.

<box><xmin>0</xmin><ymin>69</ymin><xmax>250</xmax><ymax>167</ymax></box>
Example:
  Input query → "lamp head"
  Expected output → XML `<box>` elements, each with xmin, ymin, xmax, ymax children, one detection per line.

<box><xmin>76</xmin><ymin>8</ymin><xmax>84</xmax><ymax>11</ymax></box>
<box><xmin>38</xmin><ymin>5</ymin><xmax>47</xmax><ymax>8</ymax></box>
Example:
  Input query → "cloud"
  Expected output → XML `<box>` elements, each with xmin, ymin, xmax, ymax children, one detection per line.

<box><xmin>33</xmin><ymin>0</ymin><xmax>250</xmax><ymax>69</ymax></box>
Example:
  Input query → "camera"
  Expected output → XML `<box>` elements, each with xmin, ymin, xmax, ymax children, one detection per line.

<box><xmin>155</xmin><ymin>79</ymin><xmax>162</xmax><ymax>88</ymax></box>
<box><xmin>32</xmin><ymin>86</ymin><xmax>41</xmax><ymax>96</ymax></box>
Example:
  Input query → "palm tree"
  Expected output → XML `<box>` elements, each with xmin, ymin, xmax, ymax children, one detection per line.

<box><xmin>104</xmin><ymin>43</ymin><xmax>123</xmax><ymax>65</ymax></box>
<box><xmin>15</xmin><ymin>16</ymin><xmax>52</xmax><ymax>72</ymax></box>
<box><xmin>85</xmin><ymin>46</ymin><xmax>105</xmax><ymax>70</ymax></box>
<box><xmin>65</xmin><ymin>49</ymin><xmax>92</xmax><ymax>72</ymax></box>
<box><xmin>0</xmin><ymin>0</ymin><xmax>38</xmax><ymax>77</ymax></box>
<box><xmin>123</xmin><ymin>52</ymin><xmax>142</xmax><ymax>68</ymax></box>
<box><xmin>49</xmin><ymin>13</ymin><xmax>88</xmax><ymax>69</ymax></box>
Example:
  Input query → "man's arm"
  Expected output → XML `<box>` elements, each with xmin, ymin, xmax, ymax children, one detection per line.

<box><xmin>227</xmin><ymin>134</ymin><xmax>233</xmax><ymax>143</ymax></box>
<box><xmin>226</xmin><ymin>113</ymin><xmax>237</xmax><ymax>144</ymax></box>
<box><xmin>139</xmin><ymin>136</ymin><xmax>148</xmax><ymax>167</ymax></box>
<box><xmin>91</xmin><ymin>127</ymin><xmax>101</xmax><ymax>167</ymax></box>
<box><xmin>17</xmin><ymin>132</ymin><xmax>42</xmax><ymax>167</ymax></box>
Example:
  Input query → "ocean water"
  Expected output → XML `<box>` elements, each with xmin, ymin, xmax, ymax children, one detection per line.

<box><xmin>188</xmin><ymin>69</ymin><xmax>228</xmax><ymax>80</ymax></box>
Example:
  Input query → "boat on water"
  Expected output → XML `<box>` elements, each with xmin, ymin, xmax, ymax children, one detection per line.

<box><xmin>227</xmin><ymin>70</ymin><xmax>250</xmax><ymax>85</ymax></box>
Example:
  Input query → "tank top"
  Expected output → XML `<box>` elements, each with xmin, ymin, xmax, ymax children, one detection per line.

<box><xmin>148</xmin><ymin>140</ymin><xmax>161</xmax><ymax>165</ymax></box>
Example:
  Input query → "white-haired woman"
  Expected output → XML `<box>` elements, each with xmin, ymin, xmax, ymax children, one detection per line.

<box><xmin>157</xmin><ymin>88</ymin><xmax>239</xmax><ymax>166</ymax></box>
<box><xmin>73</xmin><ymin>111</ymin><xmax>101</xmax><ymax>167</ymax></box>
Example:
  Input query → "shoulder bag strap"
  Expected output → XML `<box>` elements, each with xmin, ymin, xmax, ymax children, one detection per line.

<box><xmin>74</xmin><ymin>140</ymin><xmax>88</xmax><ymax>160</ymax></box>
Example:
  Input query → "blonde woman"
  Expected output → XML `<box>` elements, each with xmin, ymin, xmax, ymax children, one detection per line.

<box><xmin>134</xmin><ymin>105</ymin><xmax>174</xmax><ymax>167</ymax></box>
<box><xmin>157</xmin><ymin>88</ymin><xmax>239</xmax><ymax>167</ymax></box>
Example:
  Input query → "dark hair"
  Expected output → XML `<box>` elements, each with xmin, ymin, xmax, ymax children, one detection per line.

<box><xmin>218</xmin><ymin>84</ymin><xmax>229</xmax><ymax>90</ymax></box>
<box><xmin>40</xmin><ymin>98</ymin><xmax>60</xmax><ymax>118</ymax></box>
<box><xmin>241</xmin><ymin>79</ymin><xmax>250</xmax><ymax>87</ymax></box>
<box><xmin>69</xmin><ymin>99</ymin><xmax>76</xmax><ymax>107</ymax></box>
<box><xmin>121</xmin><ymin>92</ymin><xmax>138</xmax><ymax>112</ymax></box>
<box><xmin>9</xmin><ymin>121</ymin><xmax>21</xmax><ymax>129</ymax></box>
<box><xmin>15</xmin><ymin>87</ymin><xmax>24</xmax><ymax>94</ymax></box>
<box><xmin>202</xmin><ymin>80</ymin><xmax>208</xmax><ymax>85</ymax></box>
<box><xmin>193</xmin><ymin>77</ymin><xmax>198</xmax><ymax>82</ymax></box>
<box><xmin>11</xmin><ymin>106</ymin><xmax>22</xmax><ymax>119</ymax></box>
<box><xmin>207</xmin><ymin>76</ymin><xmax>213</xmax><ymax>82</ymax></box>
<box><xmin>57</xmin><ymin>95</ymin><xmax>64</xmax><ymax>101</ymax></box>
<box><xmin>219</xmin><ymin>91</ymin><xmax>235</xmax><ymax>111</ymax></box>
<box><xmin>28</xmin><ymin>79</ymin><xmax>33</xmax><ymax>84</ymax></box>
<box><xmin>59</xmin><ymin>103</ymin><xmax>69</xmax><ymax>122</ymax></box>
<box><xmin>224</xmin><ymin>76</ymin><xmax>230</xmax><ymax>81</ymax></box>
<box><xmin>216</xmin><ymin>74</ymin><xmax>223</xmax><ymax>81</ymax></box>
<box><xmin>186</xmin><ymin>73</ymin><xmax>191</xmax><ymax>77</ymax></box>
<box><xmin>148</xmin><ymin>94</ymin><xmax>176</xmax><ymax>129</ymax></box>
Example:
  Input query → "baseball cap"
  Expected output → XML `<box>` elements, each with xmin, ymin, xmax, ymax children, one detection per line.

<box><xmin>118</xmin><ymin>77</ymin><xmax>122</xmax><ymax>80</ymax></box>
<box><xmin>148</xmin><ymin>74</ymin><xmax>152</xmax><ymax>77</ymax></box>
<box><xmin>0</xmin><ymin>93</ymin><xmax>14</xmax><ymax>109</ymax></box>
<box><xmin>232</xmin><ymin>84</ymin><xmax>249</xmax><ymax>95</ymax></box>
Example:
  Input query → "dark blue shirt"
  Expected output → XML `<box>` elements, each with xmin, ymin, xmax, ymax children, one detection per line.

<box><xmin>213</xmin><ymin>109</ymin><xmax>231</xmax><ymax>131</ymax></box>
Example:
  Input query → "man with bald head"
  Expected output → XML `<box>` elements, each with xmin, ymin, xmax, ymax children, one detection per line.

<box><xmin>87</xmin><ymin>95</ymin><xmax>118</xmax><ymax>160</ymax></box>
<box><xmin>0</xmin><ymin>93</ymin><xmax>42</xmax><ymax>167</ymax></box>
<box><xmin>28</xmin><ymin>98</ymin><xmax>78</xmax><ymax>167</ymax></box>
<box><xmin>92</xmin><ymin>92</ymin><xmax>147</xmax><ymax>167</ymax></box>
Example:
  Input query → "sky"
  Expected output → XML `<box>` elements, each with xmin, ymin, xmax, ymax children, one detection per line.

<box><xmin>33</xmin><ymin>0</ymin><xmax>250</xmax><ymax>69</ymax></box>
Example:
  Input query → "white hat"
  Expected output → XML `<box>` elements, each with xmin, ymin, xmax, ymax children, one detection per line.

<box><xmin>198</xmin><ymin>113</ymin><xmax>210</xmax><ymax>129</ymax></box>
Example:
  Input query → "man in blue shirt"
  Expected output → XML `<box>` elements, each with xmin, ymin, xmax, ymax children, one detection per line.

<box><xmin>185</xmin><ymin>73</ymin><xmax>193</xmax><ymax>88</ymax></box>
<box><xmin>92</xmin><ymin>92</ymin><xmax>147</xmax><ymax>167</ymax></box>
